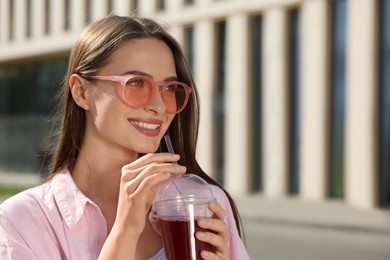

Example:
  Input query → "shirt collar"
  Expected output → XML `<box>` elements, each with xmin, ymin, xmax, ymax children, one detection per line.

<box><xmin>51</xmin><ymin>169</ymin><xmax>96</xmax><ymax>229</ymax></box>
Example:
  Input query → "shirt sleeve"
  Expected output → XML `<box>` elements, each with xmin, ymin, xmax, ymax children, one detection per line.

<box><xmin>211</xmin><ymin>186</ymin><xmax>251</xmax><ymax>260</ymax></box>
<box><xmin>0</xmin><ymin>208</ymin><xmax>38</xmax><ymax>260</ymax></box>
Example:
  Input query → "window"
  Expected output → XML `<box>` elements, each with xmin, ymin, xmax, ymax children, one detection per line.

<box><xmin>379</xmin><ymin>0</ymin><xmax>390</xmax><ymax>208</ymax></box>
<box><xmin>329</xmin><ymin>0</ymin><xmax>347</xmax><ymax>198</ymax></box>
<box><xmin>184</xmin><ymin>0</ymin><xmax>195</xmax><ymax>5</ymax></box>
<box><xmin>64</xmin><ymin>0</ymin><xmax>70</xmax><ymax>31</ymax></box>
<box><xmin>131</xmin><ymin>0</ymin><xmax>139</xmax><ymax>13</ymax></box>
<box><xmin>44</xmin><ymin>0</ymin><xmax>50</xmax><ymax>34</ymax></box>
<box><xmin>107</xmin><ymin>0</ymin><xmax>113</xmax><ymax>14</ymax></box>
<box><xmin>184</xmin><ymin>26</ymin><xmax>195</xmax><ymax>72</ymax></box>
<box><xmin>251</xmin><ymin>15</ymin><xmax>263</xmax><ymax>192</ymax></box>
<box><xmin>288</xmin><ymin>8</ymin><xmax>301</xmax><ymax>195</ymax></box>
<box><xmin>9</xmin><ymin>0</ymin><xmax>14</xmax><ymax>40</ymax></box>
<box><xmin>0</xmin><ymin>59</ymin><xmax>67</xmax><ymax>175</ymax></box>
<box><xmin>85</xmin><ymin>0</ymin><xmax>92</xmax><ymax>25</ymax></box>
<box><xmin>26</xmin><ymin>0</ymin><xmax>32</xmax><ymax>37</ymax></box>
<box><xmin>156</xmin><ymin>0</ymin><xmax>166</xmax><ymax>11</ymax></box>
<box><xmin>214</xmin><ymin>21</ymin><xmax>226</xmax><ymax>185</ymax></box>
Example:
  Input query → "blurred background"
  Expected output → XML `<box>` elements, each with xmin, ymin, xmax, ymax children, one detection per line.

<box><xmin>0</xmin><ymin>0</ymin><xmax>389</xmax><ymax>259</ymax></box>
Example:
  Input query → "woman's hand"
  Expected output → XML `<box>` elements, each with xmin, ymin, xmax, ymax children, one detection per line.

<box><xmin>115</xmin><ymin>153</ymin><xmax>186</xmax><ymax>232</ymax></box>
<box><xmin>196</xmin><ymin>202</ymin><xmax>230</xmax><ymax>259</ymax></box>
<box><xmin>99</xmin><ymin>153</ymin><xmax>186</xmax><ymax>260</ymax></box>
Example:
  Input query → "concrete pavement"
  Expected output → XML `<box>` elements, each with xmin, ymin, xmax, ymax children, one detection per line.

<box><xmin>0</xmin><ymin>172</ymin><xmax>43</xmax><ymax>188</ymax></box>
<box><xmin>243</xmin><ymin>217</ymin><xmax>390</xmax><ymax>260</ymax></box>
<box><xmin>236</xmin><ymin>195</ymin><xmax>390</xmax><ymax>260</ymax></box>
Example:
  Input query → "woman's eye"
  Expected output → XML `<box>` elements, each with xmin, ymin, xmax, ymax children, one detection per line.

<box><xmin>127</xmin><ymin>79</ymin><xmax>144</xmax><ymax>88</ymax></box>
<box><xmin>166</xmin><ymin>84</ymin><xmax>177</xmax><ymax>92</ymax></box>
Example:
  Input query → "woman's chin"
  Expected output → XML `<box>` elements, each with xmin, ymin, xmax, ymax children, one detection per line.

<box><xmin>134</xmin><ymin>143</ymin><xmax>161</xmax><ymax>154</ymax></box>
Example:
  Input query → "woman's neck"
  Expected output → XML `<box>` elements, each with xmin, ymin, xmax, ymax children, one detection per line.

<box><xmin>70</xmin><ymin>134</ymin><xmax>163</xmax><ymax>256</ymax></box>
<box><xmin>71</xmin><ymin>135</ymin><xmax>138</xmax><ymax>233</ymax></box>
<box><xmin>71</xmin><ymin>135</ymin><xmax>138</xmax><ymax>208</ymax></box>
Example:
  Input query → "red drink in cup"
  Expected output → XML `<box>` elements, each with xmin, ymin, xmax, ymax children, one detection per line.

<box><xmin>152</xmin><ymin>174</ymin><xmax>216</xmax><ymax>260</ymax></box>
<box><xmin>160</xmin><ymin>218</ymin><xmax>216</xmax><ymax>260</ymax></box>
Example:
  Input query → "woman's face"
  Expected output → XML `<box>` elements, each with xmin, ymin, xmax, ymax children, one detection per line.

<box><xmin>84</xmin><ymin>38</ymin><xmax>177</xmax><ymax>154</ymax></box>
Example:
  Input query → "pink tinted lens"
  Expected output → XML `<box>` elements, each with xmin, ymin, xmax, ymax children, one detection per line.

<box><xmin>123</xmin><ymin>76</ymin><xmax>152</xmax><ymax>108</ymax></box>
<box><xmin>122</xmin><ymin>76</ymin><xmax>189</xmax><ymax>113</ymax></box>
<box><xmin>161</xmin><ymin>83</ymin><xmax>188</xmax><ymax>113</ymax></box>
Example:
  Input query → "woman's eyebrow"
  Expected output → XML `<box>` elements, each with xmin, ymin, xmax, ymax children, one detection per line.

<box><xmin>164</xmin><ymin>76</ymin><xmax>179</xmax><ymax>82</ymax></box>
<box><xmin>121</xmin><ymin>70</ymin><xmax>178</xmax><ymax>82</ymax></box>
<box><xmin>121</xmin><ymin>70</ymin><xmax>151</xmax><ymax>77</ymax></box>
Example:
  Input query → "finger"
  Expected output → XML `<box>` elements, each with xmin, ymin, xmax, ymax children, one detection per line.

<box><xmin>124</xmin><ymin>153</ymin><xmax>180</xmax><ymax>170</ymax></box>
<box><xmin>123</xmin><ymin>167</ymin><xmax>171</xmax><ymax>190</ymax></box>
<box><xmin>123</xmin><ymin>163</ymin><xmax>184</xmax><ymax>197</ymax></box>
<box><xmin>200</xmin><ymin>250</ymin><xmax>228</xmax><ymax>260</ymax></box>
<box><xmin>121</xmin><ymin>153</ymin><xmax>184</xmax><ymax>182</ymax></box>
<box><xmin>195</xmin><ymin>231</ymin><xmax>229</xmax><ymax>259</ymax></box>
<box><xmin>116</xmin><ymin>172</ymin><xmax>173</xmax><ymax>230</ymax></box>
<box><xmin>122</xmin><ymin>171</ymin><xmax>172</xmax><ymax>211</ymax></box>
<box><xmin>209</xmin><ymin>202</ymin><xmax>225</xmax><ymax>221</ymax></box>
<box><xmin>133</xmin><ymin>171</ymin><xmax>173</xmax><ymax>195</ymax></box>
<box><xmin>197</xmin><ymin>218</ymin><xmax>227</xmax><ymax>238</ymax></box>
<box><xmin>151</xmin><ymin>219</ymin><xmax>162</xmax><ymax>236</ymax></box>
<box><xmin>123</xmin><ymin>162</ymin><xmax>186</xmax><ymax>184</ymax></box>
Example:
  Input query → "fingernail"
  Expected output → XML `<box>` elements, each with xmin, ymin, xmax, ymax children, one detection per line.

<box><xmin>172</xmin><ymin>154</ymin><xmax>180</xmax><ymax>160</ymax></box>
<box><xmin>198</xmin><ymin>219</ymin><xmax>207</xmax><ymax>225</ymax></box>
<box><xmin>201</xmin><ymin>250</ymin><xmax>209</xmax><ymax>257</ymax></box>
<box><xmin>209</xmin><ymin>202</ymin><xmax>217</xmax><ymax>208</ymax></box>
<box><xmin>176</xmin><ymin>165</ymin><xmax>186</xmax><ymax>171</ymax></box>
<box><xmin>196</xmin><ymin>231</ymin><xmax>205</xmax><ymax>239</ymax></box>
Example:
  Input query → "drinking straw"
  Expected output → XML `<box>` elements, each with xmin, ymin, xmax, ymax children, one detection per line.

<box><xmin>164</xmin><ymin>135</ymin><xmax>175</xmax><ymax>154</ymax></box>
<box><xmin>163</xmin><ymin>135</ymin><xmax>183</xmax><ymax>195</ymax></box>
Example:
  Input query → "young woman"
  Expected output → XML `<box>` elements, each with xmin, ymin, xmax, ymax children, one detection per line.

<box><xmin>0</xmin><ymin>15</ymin><xmax>250</xmax><ymax>260</ymax></box>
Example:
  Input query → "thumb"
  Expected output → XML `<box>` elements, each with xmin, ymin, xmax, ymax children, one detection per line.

<box><xmin>151</xmin><ymin>219</ymin><xmax>162</xmax><ymax>236</ymax></box>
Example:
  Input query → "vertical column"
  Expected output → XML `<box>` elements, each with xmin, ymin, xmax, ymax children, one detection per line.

<box><xmin>225</xmin><ymin>14</ymin><xmax>250</xmax><ymax>194</ymax></box>
<box><xmin>138</xmin><ymin>0</ymin><xmax>155</xmax><ymax>14</ymax></box>
<box><xmin>0</xmin><ymin>0</ymin><xmax>10</xmax><ymax>45</ymax></box>
<box><xmin>166</xmin><ymin>0</ymin><xmax>183</xmax><ymax>12</ymax></box>
<box><xmin>197</xmin><ymin>0</ymin><xmax>212</xmax><ymax>5</ymax></box>
<box><xmin>14</xmin><ymin>0</ymin><xmax>27</xmax><ymax>42</ymax></box>
<box><xmin>91</xmin><ymin>0</ymin><xmax>107</xmax><ymax>22</ymax></box>
<box><xmin>31</xmin><ymin>0</ymin><xmax>45</xmax><ymax>39</ymax></box>
<box><xmin>262</xmin><ymin>9</ymin><xmax>289</xmax><ymax>197</ymax></box>
<box><xmin>51</xmin><ymin>0</ymin><xmax>65</xmax><ymax>35</ymax></box>
<box><xmin>168</xmin><ymin>27</ymin><xmax>184</xmax><ymax>47</ymax></box>
<box><xmin>300</xmin><ymin>0</ymin><xmax>330</xmax><ymax>200</ymax></box>
<box><xmin>112</xmin><ymin>0</ymin><xmax>131</xmax><ymax>16</ymax></box>
<box><xmin>345</xmin><ymin>0</ymin><xmax>378</xmax><ymax>209</ymax></box>
<box><xmin>70</xmin><ymin>0</ymin><xmax>85</xmax><ymax>33</ymax></box>
<box><xmin>194</xmin><ymin>21</ymin><xmax>216</xmax><ymax>178</ymax></box>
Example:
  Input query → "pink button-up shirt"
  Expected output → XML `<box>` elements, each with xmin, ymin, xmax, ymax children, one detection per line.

<box><xmin>0</xmin><ymin>170</ymin><xmax>250</xmax><ymax>259</ymax></box>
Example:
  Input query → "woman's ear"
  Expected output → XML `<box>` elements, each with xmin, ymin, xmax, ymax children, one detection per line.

<box><xmin>69</xmin><ymin>74</ymin><xmax>90</xmax><ymax>110</ymax></box>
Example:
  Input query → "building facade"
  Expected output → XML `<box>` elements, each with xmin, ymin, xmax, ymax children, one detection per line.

<box><xmin>0</xmin><ymin>0</ymin><xmax>389</xmax><ymax>211</ymax></box>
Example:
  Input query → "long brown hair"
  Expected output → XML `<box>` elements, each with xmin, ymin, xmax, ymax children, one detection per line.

<box><xmin>47</xmin><ymin>15</ymin><xmax>244</xmax><ymax>237</ymax></box>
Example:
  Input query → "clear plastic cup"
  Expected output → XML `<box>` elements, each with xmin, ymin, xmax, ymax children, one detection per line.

<box><xmin>152</xmin><ymin>174</ymin><xmax>216</xmax><ymax>260</ymax></box>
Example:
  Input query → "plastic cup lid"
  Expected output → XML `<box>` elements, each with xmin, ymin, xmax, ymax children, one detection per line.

<box><xmin>153</xmin><ymin>174</ymin><xmax>214</xmax><ymax>206</ymax></box>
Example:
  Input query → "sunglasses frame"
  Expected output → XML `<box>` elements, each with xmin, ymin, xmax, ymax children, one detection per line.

<box><xmin>85</xmin><ymin>74</ymin><xmax>192</xmax><ymax>114</ymax></box>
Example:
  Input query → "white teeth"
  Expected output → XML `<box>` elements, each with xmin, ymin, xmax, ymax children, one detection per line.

<box><xmin>130</xmin><ymin>120</ymin><xmax>160</xmax><ymax>130</ymax></box>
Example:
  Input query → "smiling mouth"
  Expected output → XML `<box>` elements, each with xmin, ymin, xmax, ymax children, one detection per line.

<box><xmin>129</xmin><ymin>120</ymin><xmax>161</xmax><ymax>130</ymax></box>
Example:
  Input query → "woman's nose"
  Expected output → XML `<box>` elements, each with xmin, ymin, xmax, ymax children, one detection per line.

<box><xmin>144</xmin><ymin>90</ymin><xmax>167</xmax><ymax>114</ymax></box>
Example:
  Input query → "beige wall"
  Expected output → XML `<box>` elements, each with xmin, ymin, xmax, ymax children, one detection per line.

<box><xmin>345</xmin><ymin>0</ymin><xmax>378</xmax><ymax>209</ymax></box>
<box><xmin>300</xmin><ymin>0</ymin><xmax>330</xmax><ymax>201</ymax></box>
